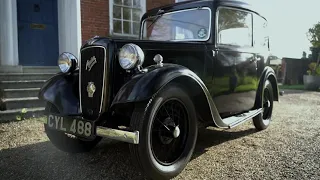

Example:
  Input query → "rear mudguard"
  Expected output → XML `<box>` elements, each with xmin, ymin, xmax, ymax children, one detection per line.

<box><xmin>254</xmin><ymin>66</ymin><xmax>279</xmax><ymax>109</ymax></box>
<box><xmin>38</xmin><ymin>72</ymin><xmax>80</xmax><ymax>115</ymax></box>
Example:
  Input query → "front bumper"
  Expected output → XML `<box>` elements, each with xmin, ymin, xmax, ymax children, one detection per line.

<box><xmin>44</xmin><ymin>114</ymin><xmax>139</xmax><ymax>144</ymax></box>
<box><xmin>96</xmin><ymin>126</ymin><xmax>139</xmax><ymax>144</ymax></box>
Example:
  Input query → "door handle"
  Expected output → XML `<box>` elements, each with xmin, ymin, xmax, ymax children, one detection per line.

<box><xmin>250</xmin><ymin>58</ymin><xmax>257</xmax><ymax>62</ymax></box>
<box><xmin>212</xmin><ymin>50</ymin><xmax>216</xmax><ymax>58</ymax></box>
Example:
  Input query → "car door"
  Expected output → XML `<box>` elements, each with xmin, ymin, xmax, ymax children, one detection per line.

<box><xmin>211</xmin><ymin>6</ymin><xmax>258</xmax><ymax>117</ymax></box>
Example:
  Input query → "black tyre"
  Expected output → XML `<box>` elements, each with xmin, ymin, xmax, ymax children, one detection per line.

<box><xmin>253</xmin><ymin>79</ymin><xmax>274</xmax><ymax>130</ymax></box>
<box><xmin>129</xmin><ymin>83</ymin><xmax>198</xmax><ymax>180</ymax></box>
<box><xmin>44</xmin><ymin>102</ymin><xmax>102</xmax><ymax>153</ymax></box>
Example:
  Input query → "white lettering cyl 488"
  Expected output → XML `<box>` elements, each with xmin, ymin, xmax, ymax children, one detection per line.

<box><xmin>60</xmin><ymin>117</ymin><xmax>66</xmax><ymax>131</ymax></box>
<box><xmin>46</xmin><ymin>115</ymin><xmax>92</xmax><ymax>137</ymax></box>
<box><xmin>48</xmin><ymin>115</ymin><xmax>54</xmax><ymax>127</ymax></box>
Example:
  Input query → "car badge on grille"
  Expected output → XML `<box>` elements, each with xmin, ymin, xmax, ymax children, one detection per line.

<box><xmin>86</xmin><ymin>56</ymin><xmax>97</xmax><ymax>71</ymax></box>
<box><xmin>87</xmin><ymin>82</ymin><xmax>96</xmax><ymax>98</ymax></box>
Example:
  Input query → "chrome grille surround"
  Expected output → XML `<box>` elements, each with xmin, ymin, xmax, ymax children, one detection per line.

<box><xmin>79</xmin><ymin>45</ymin><xmax>108</xmax><ymax>119</ymax></box>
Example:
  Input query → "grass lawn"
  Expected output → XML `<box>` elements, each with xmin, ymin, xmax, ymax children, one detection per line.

<box><xmin>279</xmin><ymin>84</ymin><xmax>305</xmax><ymax>90</ymax></box>
<box><xmin>279</xmin><ymin>84</ymin><xmax>320</xmax><ymax>92</ymax></box>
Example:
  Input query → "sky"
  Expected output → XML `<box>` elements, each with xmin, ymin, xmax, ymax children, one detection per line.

<box><xmin>248</xmin><ymin>0</ymin><xmax>320</xmax><ymax>59</ymax></box>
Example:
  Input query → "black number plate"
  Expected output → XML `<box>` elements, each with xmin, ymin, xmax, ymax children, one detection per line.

<box><xmin>45</xmin><ymin>114</ymin><xmax>95</xmax><ymax>138</ymax></box>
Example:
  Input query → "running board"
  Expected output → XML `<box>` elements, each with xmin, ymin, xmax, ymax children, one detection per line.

<box><xmin>222</xmin><ymin>108</ymin><xmax>263</xmax><ymax>129</ymax></box>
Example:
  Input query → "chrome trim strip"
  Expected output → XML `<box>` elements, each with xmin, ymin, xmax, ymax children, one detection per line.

<box><xmin>181</xmin><ymin>71</ymin><xmax>228</xmax><ymax>129</ymax></box>
<box><xmin>140</xmin><ymin>7</ymin><xmax>212</xmax><ymax>42</ymax></box>
<box><xmin>227</xmin><ymin>108</ymin><xmax>263</xmax><ymax>128</ymax></box>
<box><xmin>153</xmin><ymin>69</ymin><xmax>228</xmax><ymax>129</ymax></box>
<box><xmin>96</xmin><ymin>126</ymin><xmax>139</xmax><ymax>144</ymax></box>
<box><xmin>79</xmin><ymin>45</ymin><xmax>108</xmax><ymax>114</ymax></box>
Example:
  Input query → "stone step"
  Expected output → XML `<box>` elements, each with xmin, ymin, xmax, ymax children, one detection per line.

<box><xmin>0</xmin><ymin>73</ymin><xmax>56</xmax><ymax>81</ymax></box>
<box><xmin>0</xmin><ymin>97</ymin><xmax>45</xmax><ymax>110</ymax></box>
<box><xmin>0</xmin><ymin>107</ymin><xmax>45</xmax><ymax>122</ymax></box>
<box><xmin>0</xmin><ymin>88</ymin><xmax>40</xmax><ymax>98</ymax></box>
<box><xmin>23</xmin><ymin>66</ymin><xmax>60</xmax><ymax>73</ymax></box>
<box><xmin>0</xmin><ymin>80</ymin><xmax>46</xmax><ymax>89</ymax></box>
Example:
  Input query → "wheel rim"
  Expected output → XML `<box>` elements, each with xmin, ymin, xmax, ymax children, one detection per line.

<box><xmin>150</xmin><ymin>98</ymin><xmax>189</xmax><ymax>165</ymax></box>
<box><xmin>262</xmin><ymin>88</ymin><xmax>272</xmax><ymax>125</ymax></box>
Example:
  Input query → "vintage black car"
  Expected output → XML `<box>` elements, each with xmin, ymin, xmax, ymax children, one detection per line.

<box><xmin>39</xmin><ymin>0</ymin><xmax>279</xmax><ymax>179</ymax></box>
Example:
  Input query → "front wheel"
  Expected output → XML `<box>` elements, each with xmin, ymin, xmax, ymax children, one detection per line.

<box><xmin>44</xmin><ymin>102</ymin><xmax>102</xmax><ymax>153</ymax></box>
<box><xmin>253</xmin><ymin>79</ymin><xmax>274</xmax><ymax>130</ymax></box>
<box><xmin>129</xmin><ymin>83</ymin><xmax>198</xmax><ymax>180</ymax></box>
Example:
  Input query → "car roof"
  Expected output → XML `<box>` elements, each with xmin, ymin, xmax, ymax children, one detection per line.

<box><xmin>143</xmin><ymin>0</ymin><xmax>266</xmax><ymax>20</ymax></box>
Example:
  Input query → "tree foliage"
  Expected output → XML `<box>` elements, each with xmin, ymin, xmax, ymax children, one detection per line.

<box><xmin>302</xmin><ymin>51</ymin><xmax>307</xmax><ymax>58</ymax></box>
<box><xmin>218</xmin><ymin>8</ymin><xmax>248</xmax><ymax>32</ymax></box>
<box><xmin>307</xmin><ymin>22</ymin><xmax>320</xmax><ymax>48</ymax></box>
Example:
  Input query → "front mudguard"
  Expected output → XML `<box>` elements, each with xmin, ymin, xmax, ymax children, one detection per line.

<box><xmin>38</xmin><ymin>72</ymin><xmax>80</xmax><ymax>115</ymax></box>
<box><xmin>111</xmin><ymin>64</ymin><xmax>206</xmax><ymax>105</ymax></box>
<box><xmin>111</xmin><ymin>63</ymin><xmax>224</xmax><ymax>128</ymax></box>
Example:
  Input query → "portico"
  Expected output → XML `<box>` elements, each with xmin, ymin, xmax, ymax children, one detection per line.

<box><xmin>0</xmin><ymin>0</ymin><xmax>82</xmax><ymax>72</ymax></box>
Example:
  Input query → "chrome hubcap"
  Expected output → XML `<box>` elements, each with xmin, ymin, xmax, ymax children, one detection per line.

<box><xmin>173</xmin><ymin>125</ymin><xmax>180</xmax><ymax>138</ymax></box>
<box><xmin>264</xmin><ymin>100</ymin><xmax>271</xmax><ymax>108</ymax></box>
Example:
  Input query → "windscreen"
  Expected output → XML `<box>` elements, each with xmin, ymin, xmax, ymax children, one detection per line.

<box><xmin>141</xmin><ymin>8</ymin><xmax>211</xmax><ymax>41</ymax></box>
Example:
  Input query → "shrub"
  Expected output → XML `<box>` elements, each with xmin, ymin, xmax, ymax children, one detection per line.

<box><xmin>307</xmin><ymin>62</ymin><xmax>320</xmax><ymax>76</ymax></box>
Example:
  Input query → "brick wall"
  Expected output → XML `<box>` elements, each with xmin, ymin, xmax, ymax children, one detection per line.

<box><xmin>146</xmin><ymin>0</ymin><xmax>175</xmax><ymax>10</ymax></box>
<box><xmin>81</xmin><ymin>0</ymin><xmax>109</xmax><ymax>42</ymax></box>
<box><xmin>81</xmin><ymin>0</ymin><xmax>175</xmax><ymax>41</ymax></box>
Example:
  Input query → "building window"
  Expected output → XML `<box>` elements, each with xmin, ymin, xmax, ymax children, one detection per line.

<box><xmin>217</xmin><ymin>7</ymin><xmax>253</xmax><ymax>47</ymax></box>
<box><xmin>110</xmin><ymin>0</ymin><xmax>146</xmax><ymax>37</ymax></box>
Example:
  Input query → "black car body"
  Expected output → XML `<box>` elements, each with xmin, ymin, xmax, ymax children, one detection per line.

<box><xmin>39</xmin><ymin>0</ymin><xmax>279</xmax><ymax>179</ymax></box>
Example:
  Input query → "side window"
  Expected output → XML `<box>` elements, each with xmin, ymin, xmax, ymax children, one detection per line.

<box><xmin>217</xmin><ymin>7</ymin><xmax>253</xmax><ymax>47</ymax></box>
<box><xmin>253</xmin><ymin>14</ymin><xmax>269</xmax><ymax>51</ymax></box>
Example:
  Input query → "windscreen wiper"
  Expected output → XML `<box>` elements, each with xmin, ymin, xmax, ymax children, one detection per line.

<box><xmin>147</xmin><ymin>9</ymin><xmax>165</xmax><ymax>29</ymax></box>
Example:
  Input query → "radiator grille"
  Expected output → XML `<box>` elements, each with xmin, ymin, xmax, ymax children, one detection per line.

<box><xmin>80</xmin><ymin>46</ymin><xmax>107</xmax><ymax>119</ymax></box>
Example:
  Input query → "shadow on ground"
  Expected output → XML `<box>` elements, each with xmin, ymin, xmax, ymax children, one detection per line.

<box><xmin>0</xmin><ymin>127</ymin><xmax>257</xmax><ymax>180</ymax></box>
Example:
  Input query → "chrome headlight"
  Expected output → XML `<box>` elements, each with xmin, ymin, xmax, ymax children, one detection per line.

<box><xmin>118</xmin><ymin>43</ymin><xmax>145</xmax><ymax>70</ymax></box>
<box><xmin>58</xmin><ymin>52</ymin><xmax>78</xmax><ymax>73</ymax></box>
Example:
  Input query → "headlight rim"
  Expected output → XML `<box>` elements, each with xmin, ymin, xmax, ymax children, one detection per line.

<box><xmin>58</xmin><ymin>52</ymin><xmax>78</xmax><ymax>73</ymax></box>
<box><xmin>118</xmin><ymin>43</ymin><xmax>145</xmax><ymax>70</ymax></box>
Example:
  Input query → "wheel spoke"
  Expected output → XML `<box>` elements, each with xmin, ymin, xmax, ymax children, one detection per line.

<box><xmin>163</xmin><ymin>104</ymin><xmax>171</xmax><ymax>118</ymax></box>
<box><xmin>168</xmin><ymin>138</ymin><xmax>178</xmax><ymax>155</ymax></box>
<box><xmin>171</xmin><ymin>103</ymin><xmax>175</xmax><ymax>121</ymax></box>
<box><xmin>156</xmin><ymin>118</ymin><xmax>171</xmax><ymax>132</ymax></box>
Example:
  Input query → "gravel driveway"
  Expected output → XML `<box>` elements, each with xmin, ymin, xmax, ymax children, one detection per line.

<box><xmin>1</xmin><ymin>90</ymin><xmax>320</xmax><ymax>180</ymax></box>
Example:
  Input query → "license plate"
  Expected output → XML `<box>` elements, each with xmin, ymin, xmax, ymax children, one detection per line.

<box><xmin>45</xmin><ymin>114</ymin><xmax>95</xmax><ymax>138</ymax></box>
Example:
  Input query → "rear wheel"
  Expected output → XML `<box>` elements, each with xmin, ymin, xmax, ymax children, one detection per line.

<box><xmin>44</xmin><ymin>102</ymin><xmax>101</xmax><ymax>153</ymax></box>
<box><xmin>253</xmin><ymin>79</ymin><xmax>274</xmax><ymax>130</ymax></box>
<box><xmin>129</xmin><ymin>83</ymin><xmax>198</xmax><ymax>180</ymax></box>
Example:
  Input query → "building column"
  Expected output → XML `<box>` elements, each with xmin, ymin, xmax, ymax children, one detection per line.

<box><xmin>58</xmin><ymin>0</ymin><xmax>82</xmax><ymax>59</ymax></box>
<box><xmin>0</xmin><ymin>0</ymin><xmax>19</xmax><ymax>66</ymax></box>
